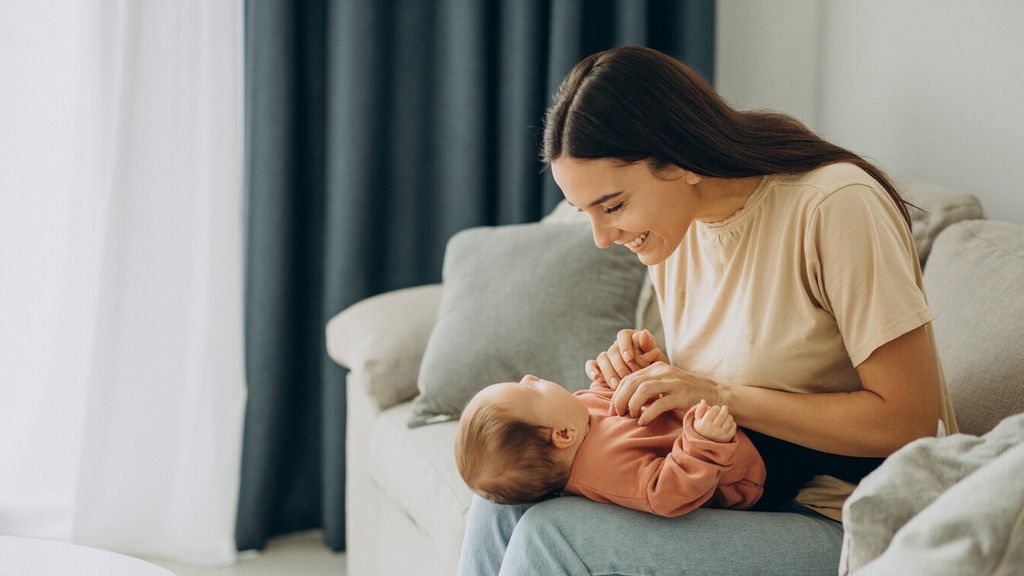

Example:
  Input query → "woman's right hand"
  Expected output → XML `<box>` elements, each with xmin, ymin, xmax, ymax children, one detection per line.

<box><xmin>585</xmin><ymin>329</ymin><xmax>668</xmax><ymax>390</ymax></box>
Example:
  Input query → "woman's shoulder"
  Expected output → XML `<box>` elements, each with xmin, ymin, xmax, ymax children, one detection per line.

<box><xmin>774</xmin><ymin>162</ymin><xmax>884</xmax><ymax>201</ymax></box>
<box><xmin>764</xmin><ymin>163</ymin><xmax>897</xmax><ymax>226</ymax></box>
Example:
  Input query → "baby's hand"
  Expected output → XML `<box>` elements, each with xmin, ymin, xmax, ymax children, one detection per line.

<box><xmin>693</xmin><ymin>399</ymin><xmax>736</xmax><ymax>443</ymax></box>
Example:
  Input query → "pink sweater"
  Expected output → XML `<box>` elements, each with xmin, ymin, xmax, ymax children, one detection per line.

<box><xmin>562</xmin><ymin>381</ymin><xmax>766</xmax><ymax>517</ymax></box>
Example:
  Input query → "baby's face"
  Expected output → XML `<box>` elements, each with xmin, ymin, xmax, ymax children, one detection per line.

<box><xmin>464</xmin><ymin>375</ymin><xmax>588</xmax><ymax>431</ymax></box>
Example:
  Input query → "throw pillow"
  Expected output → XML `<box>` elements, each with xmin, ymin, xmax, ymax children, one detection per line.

<box><xmin>408</xmin><ymin>223</ymin><xmax>647</xmax><ymax>427</ymax></box>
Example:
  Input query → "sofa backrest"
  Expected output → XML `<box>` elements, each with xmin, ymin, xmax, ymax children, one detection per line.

<box><xmin>896</xmin><ymin>177</ymin><xmax>984</xmax><ymax>265</ymax></box>
<box><xmin>923</xmin><ymin>219</ymin><xmax>1024</xmax><ymax>436</ymax></box>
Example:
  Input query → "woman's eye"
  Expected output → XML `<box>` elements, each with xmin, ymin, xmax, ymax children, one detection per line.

<box><xmin>603</xmin><ymin>203</ymin><xmax>624</xmax><ymax>214</ymax></box>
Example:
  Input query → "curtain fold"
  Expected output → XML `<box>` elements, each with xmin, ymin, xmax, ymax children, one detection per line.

<box><xmin>240</xmin><ymin>0</ymin><xmax>715</xmax><ymax>552</ymax></box>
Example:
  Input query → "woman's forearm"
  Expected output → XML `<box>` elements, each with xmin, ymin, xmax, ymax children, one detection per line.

<box><xmin>721</xmin><ymin>325</ymin><xmax>943</xmax><ymax>458</ymax></box>
<box><xmin>721</xmin><ymin>385</ymin><xmax>913</xmax><ymax>457</ymax></box>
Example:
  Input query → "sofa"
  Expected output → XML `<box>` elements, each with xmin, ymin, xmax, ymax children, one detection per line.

<box><xmin>325</xmin><ymin>178</ymin><xmax>1024</xmax><ymax>576</ymax></box>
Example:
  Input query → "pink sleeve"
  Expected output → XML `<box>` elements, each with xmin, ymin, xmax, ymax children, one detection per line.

<box><xmin>640</xmin><ymin>406</ymin><xmax>764</xmax><ymax>517</ymax></box>
<box><xmin>710</xmin><ymin>428</ymin><xmax>766</xmax><ymax>510</ymax></box>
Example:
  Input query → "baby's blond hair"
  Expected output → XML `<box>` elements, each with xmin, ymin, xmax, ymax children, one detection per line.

<box><xmin>455</xmin><ymin>398</ymin><xmax>571</xmax><ymax>504</ymax></box>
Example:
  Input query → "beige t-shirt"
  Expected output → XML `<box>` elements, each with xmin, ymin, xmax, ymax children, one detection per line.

<box><xmin>649</xmin><ymin>162</ymin><xmax>957</xmax><ymax>520</ymax></box>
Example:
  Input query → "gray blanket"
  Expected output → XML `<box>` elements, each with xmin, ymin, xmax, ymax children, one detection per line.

<box><xmin>840</xmin><ymin>412</ymin><xmax>1024</xmax><ymax>575</ymax></box>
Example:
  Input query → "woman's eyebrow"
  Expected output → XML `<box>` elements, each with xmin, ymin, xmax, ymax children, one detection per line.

<box><xmin>566</xmin><ymin>191</ymin><xmax>624</xmax><ymax>208</ymax></box>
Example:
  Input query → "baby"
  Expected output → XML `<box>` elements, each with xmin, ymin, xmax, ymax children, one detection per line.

<box><xmin>455</xmin><ymin>374</ymin><xmax>766</xmax><ymax>517</ymax></box>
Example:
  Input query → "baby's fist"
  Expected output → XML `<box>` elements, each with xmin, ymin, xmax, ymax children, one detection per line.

<box><xmin>693</xmin><ymin>400</ymin><xmax>736</xmax><ymax>443</ymax></box>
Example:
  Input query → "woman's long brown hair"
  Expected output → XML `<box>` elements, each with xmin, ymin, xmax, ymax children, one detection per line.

<box><xmin>541</xmin><ymin>46</ymin><xmax>913</xmax><ymax>228</ymax></box>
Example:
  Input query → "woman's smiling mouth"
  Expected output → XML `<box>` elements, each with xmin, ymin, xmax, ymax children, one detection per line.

<box><xmin>621</xmin><ymin>231</ymin><xmax>649</xmax><ymax>252</ymax></box>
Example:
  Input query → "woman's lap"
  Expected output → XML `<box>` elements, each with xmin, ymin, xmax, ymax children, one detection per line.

<box><xmin>459</xmin><ymin>495</ymin><xmax>843</xmax><ymax>576</ymax></box>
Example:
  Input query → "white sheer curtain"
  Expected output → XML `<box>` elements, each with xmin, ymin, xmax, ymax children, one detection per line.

<box><xmin>0</xmin><ymin>0</ymin><xmax>245</xmax><ymax>565</ymax></box>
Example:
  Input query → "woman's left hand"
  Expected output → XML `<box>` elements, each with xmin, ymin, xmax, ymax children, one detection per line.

<box><xmin>611</xmin><ymin>362</ymin><xmax>723</xmax><ymax>426</ymax></box>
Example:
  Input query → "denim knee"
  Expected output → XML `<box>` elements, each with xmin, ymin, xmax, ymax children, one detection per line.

<box><xmin>458</xmin><ymin>496</ymin><xmax>533</xmax><ymax>576</ymax></box>
<box><xmin>499</xmin><ymin>501</ymin><xmax>591</xmax><ymax>576</ymax></box>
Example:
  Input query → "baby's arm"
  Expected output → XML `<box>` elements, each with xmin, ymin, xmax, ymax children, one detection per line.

<box><xmin>640</xmin><ymin>409</ymin><xmax>739</xmax><ymax>517</ymax></box>
<box><xmin>693</xmin><ymin>399</ymin><xmax>736</xmax><ymax>443</ymax></box>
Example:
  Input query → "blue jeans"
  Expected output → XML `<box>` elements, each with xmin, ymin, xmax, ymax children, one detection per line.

<box><xmin>458</xmin><ymin>495</ymin><xmax>843</xmax><ymax>575</ymax></box>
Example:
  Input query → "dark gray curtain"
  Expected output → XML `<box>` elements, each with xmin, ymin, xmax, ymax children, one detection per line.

<box><xmin>239</xmin><ymin>0</ymin><xmax>715</xmax><ymax>552</ymax></box>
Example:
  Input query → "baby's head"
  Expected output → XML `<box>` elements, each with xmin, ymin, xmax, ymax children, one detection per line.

<box><xmin>455</xmin><ymin>375</ymin><xmax>590</xmax><ymax>504</ymax></box>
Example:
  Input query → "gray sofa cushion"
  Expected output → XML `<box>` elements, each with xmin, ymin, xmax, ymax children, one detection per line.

<box><xmin>923</xmin><ymin>220</ymin><xmax>1024</xmax><ymax>435</ymax></box>
<box><xmin>409</xmin><ymin>223</ymin><xmax>646</xmax><ymax>427</ymax></box>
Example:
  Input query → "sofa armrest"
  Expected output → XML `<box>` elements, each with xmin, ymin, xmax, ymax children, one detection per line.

<box><xmin>325</xmin><ymin>283</ymin><xmax>442</xmax><ymax>409</ymax></box>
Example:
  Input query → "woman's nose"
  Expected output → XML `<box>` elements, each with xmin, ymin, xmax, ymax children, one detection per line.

<box><xmin>590</xmin><ymin>222</ymin><xmax>618</xmax><ymax>249</ymax></box>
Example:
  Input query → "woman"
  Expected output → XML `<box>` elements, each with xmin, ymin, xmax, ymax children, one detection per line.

<box><xmin>458</xmin><ymin>46</ymin><xmax>956</xmax><ymax>575</ymax></box>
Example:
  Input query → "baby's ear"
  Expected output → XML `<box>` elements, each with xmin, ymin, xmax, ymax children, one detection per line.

<box><xmin>551</xmin><ymin>426</ymin><xmax>576</xmax><ymax>449</ymax></box>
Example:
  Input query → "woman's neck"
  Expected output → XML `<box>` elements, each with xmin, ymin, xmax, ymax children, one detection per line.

<box><xmin>694</xmin><ymin>175</ymin><xmax>764</xmax><ymax>223</ymax></box>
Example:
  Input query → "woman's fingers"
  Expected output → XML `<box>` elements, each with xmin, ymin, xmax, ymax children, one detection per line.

<box><xmin>585</xmin><ymin>359</ymin><xmax>600</xmax><ymax>382</ymax></box>
<box><xmin>630</xmin><ymin>331</ymin><xmax>649</xmax><ymax>368</ymax></box>
<box><xmin>605</xmin><ymin>344</ymin><xmax>634</xmax><ymax>383</ymax></box>
<box><xmin>636</xmin><ymin>394</ymin><xmax>686</xmax><ymax>426</ymax></box>
<box><xmin>630</xmin><ymin>330</ymin><xmax>664</xmax><ymax>369</ymax></box>
<box><xmin>611</xmin><ymin>361</ymin><xmax>720</xmax><ymax>425</ymax></box>
<box><xmin>611</xmin><ymin>367</ymin><xmax>644</xmax><ymax>415</ymax></box>
<box><xmin>590</xmin><ymin>329</ymin><xmax>646</xmax><ymax>389</ymax></box>
<box><xmin>595</xmin><ymin>352</ymin><xmax>618</xmax><ymax>387</ymax></box>
<box><xmin>616</xmin><ymin>329</ymin><xmax>637</xmax><ymax>365</ymax></box>
<box><xmin>627</xmin><ymin>379</ymin><xmax>680</xmax><ymax>418</ymax></box>
<box><xmin>636</xmin><ymin>329</ymin><xmax>656</xmax><ymax>352</ymax></box>
<box><xmin>635</xmin><ymin>330</ymin><xmax>669</xmax><ymax>366</ymax></box>
<box><xmin>613</xmin><ymin>361</ymin><xmax>669</xmax><ymax>415</ymax></box>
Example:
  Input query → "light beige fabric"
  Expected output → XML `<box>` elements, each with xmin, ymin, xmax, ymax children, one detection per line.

<box><xmin>924</xmin><ymin>219</ymin><xmax>1024</xmax><ymax>436</ymax></box>
<box><xmin>344</xmin><ymin>370</ymin><xmax>466</xmax><ymax>576</ymax></box>
<box><xmin>325</xmin><ymin>283</ymin><xmax>443</xmax><ymax>410</ymax></box>
<box><xmin>650</xmin><ymin>163</ymin><xmax>957</xmax><ymax>519</ymax></box>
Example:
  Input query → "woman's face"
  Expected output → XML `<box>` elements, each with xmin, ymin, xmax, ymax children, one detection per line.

<box><xmin>550</xmin><ymin>156</ymin><xmax>700</xmax><ymax>266</ymax></box>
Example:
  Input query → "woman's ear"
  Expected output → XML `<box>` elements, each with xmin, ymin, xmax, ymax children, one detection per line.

<box><xmin>682</xmin><ymin>170</ymin><xmax>703</xmax><ymax>186</ymax></box>
<box><xmin>550</xmin><ymin>426</ymin><xmax>578</xmax><ymax>449</ymax></box>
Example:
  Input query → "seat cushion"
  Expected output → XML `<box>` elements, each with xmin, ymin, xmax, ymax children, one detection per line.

<box><xmin>366</xmin><ymin>400</ymin><xmax>471</xmax><ymax>567</ymax></box>
<box><xmin>924</xmin><ymin>219</ymin><xmax>1024</xmax><ymax>435</ymax></box>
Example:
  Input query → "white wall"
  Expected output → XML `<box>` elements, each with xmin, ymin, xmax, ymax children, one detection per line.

<box><xmin>716</xmin><ymin>0</ymin><xmax>1024</xmax><ymax>224</ymax></box>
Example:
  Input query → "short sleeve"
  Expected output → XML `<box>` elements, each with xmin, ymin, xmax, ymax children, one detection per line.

<box><xmin>804</xmin><ymin>184</ymin><xmax>933</xmax><ymax>366</ymax></box>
